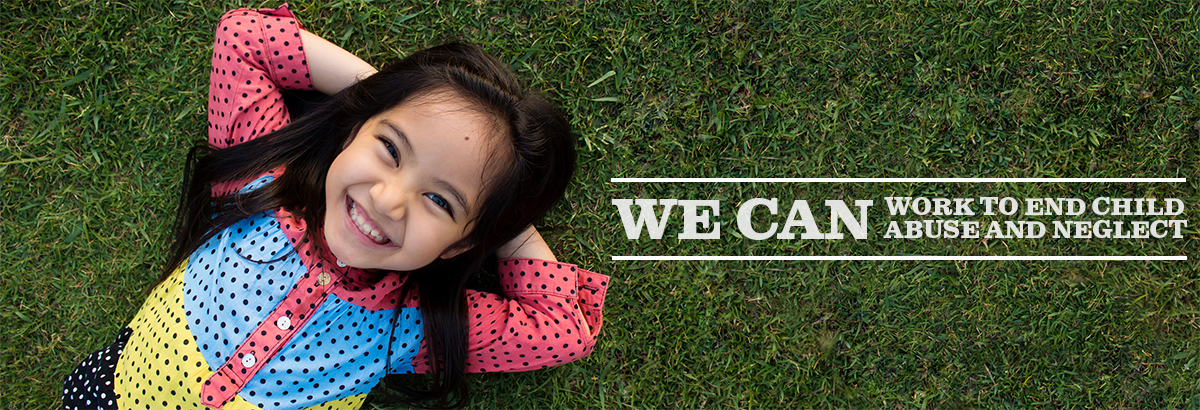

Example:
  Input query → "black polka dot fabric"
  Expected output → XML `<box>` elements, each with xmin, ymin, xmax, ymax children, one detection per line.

<box><xmin>61</xmin><ymin>4</ymin><xmax>611</xmax><ymax>409</ymax></box>
<box><xmin>62</xmin><ymin>327</ymin><xmax>130</xmax><ymax>409</ymax></box>
<box><xmin>206</xmin><ymin>3</ymin><xmax>311</xmax><ymax>199</ymax></box>
<box><xmin>62</xmin><ymin>193</ymin><xmax>608</xmax><ymax>408</ymax></box>
<box><xmin>409</xmin><ymin>259</ymin><xmax>610</xmax><ymax>373</ymax></box>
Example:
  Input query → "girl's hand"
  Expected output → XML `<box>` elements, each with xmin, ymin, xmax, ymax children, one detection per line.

<box><xmin>496</xmin><ymin>225</ymin><xmax>557</xmax><ymax>262</ymax></box>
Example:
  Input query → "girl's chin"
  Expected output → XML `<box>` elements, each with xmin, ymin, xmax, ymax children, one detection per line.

<box><xmin>325</xmin><ymin>232</ymin><xmax>428</xmax><ymax>272</ymax></box>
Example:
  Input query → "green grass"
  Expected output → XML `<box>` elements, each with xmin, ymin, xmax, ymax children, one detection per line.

<box><xmin>2</xmin><ymin>0</ymin><xmax>1198</xmax><ymax>408</ymax></box>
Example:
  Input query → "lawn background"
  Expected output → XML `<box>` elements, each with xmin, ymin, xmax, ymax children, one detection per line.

<box><xmin>2</xmin><ymin>0</ymin><xmax>1198</xmax><ymax>408</ymax></box>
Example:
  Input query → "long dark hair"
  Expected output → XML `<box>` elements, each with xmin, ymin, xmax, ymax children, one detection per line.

<box><xmin>163</xmin><ymin>43</ymin><xmax>577</xmax><ymax>406</ymax></box>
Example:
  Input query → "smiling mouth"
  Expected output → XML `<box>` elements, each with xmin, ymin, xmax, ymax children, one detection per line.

<box><xmin>348</xmin><ymin>197</ymin><xmax>392</xmax><ymax>244</ymax></box>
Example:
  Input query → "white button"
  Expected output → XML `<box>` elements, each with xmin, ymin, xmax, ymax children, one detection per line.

<box><xmin>275</xmin><ymin>316</ymin><xmax>291</xmax><ymax>331</ymax></box>
<box><xmin>241</xmin><ymin>353</ymin><xmax>257</xmax><ymax>368</ymax></box>
<box><xmin>336</xmin><ymin>259</ymin><xmax>347</xmax><ymax>267</ymax></box>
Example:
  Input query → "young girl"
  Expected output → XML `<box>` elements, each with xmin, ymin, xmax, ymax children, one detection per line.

<box><xmin>61</xmin><ymin>5</ymin><xmax>608</xmax><ymax>409</ymax></box>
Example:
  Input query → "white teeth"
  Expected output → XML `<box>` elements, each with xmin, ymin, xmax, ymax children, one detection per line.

<box><xmin>348</xmin><ymin>199</ymin><xmax>390</xmax><ymax>244</ymax></box>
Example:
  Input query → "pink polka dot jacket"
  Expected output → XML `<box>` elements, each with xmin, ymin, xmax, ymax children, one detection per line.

<box><xmin>62</xmin><ymin>5</ymin><xmax>609</xmax><ymax>410</ymax></box>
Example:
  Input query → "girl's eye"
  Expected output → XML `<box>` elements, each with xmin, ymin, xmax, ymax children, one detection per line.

<box><xmin>378</xmin><ymin>137</ymin><xmax>399</xmax><ymax>165</ymax></box>
<box><xmin>425</xmin><ymin>193</ymin><xmax>453</xmax><ymax>215</ymax></box>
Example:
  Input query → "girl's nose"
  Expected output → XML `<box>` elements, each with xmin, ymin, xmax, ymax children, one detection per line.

<box><xmin>370</xmin><ymin>182</ymin><xmax>410</xmax><ymax>221</ymax></box>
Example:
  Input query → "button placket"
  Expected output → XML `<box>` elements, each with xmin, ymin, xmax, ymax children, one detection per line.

<box><xmin>241</xmin><ymin>353</ymin><xmax>256</xmax><ymax>367</ymax></box>
<box><xmin>199</xmin><ymin>265</ymin><xmax>340</xmax><ymax>409</ymax></box>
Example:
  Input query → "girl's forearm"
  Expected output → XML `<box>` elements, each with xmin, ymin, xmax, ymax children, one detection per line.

<box><xmin>299</xmin><ymin>30</ymin><xmax>377</xmax><ymax>95</ymax></box>
<box><xmin>496</xmin><ymin>226</ymin><xmax>558</xmax><ymax>262</ymax></box>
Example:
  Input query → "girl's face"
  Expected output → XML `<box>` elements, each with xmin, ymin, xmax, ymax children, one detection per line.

<box><xmin>324</xmin><ymin>94</ymin><xmax>502</xmax><ymax>272</ymax></box>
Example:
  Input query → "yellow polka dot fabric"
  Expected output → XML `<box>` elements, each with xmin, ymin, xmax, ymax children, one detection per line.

<box><xmin>61</xmin><ymin>6</ymin><xmax>610</xmax><ymax>408</ymax></box>
<box><xmin>108</xmin><ymin>263</ymin><xmax>370</xmax><ymax>410</ymax></box>
<box><xmin>115</xmin><ymin>263</ymin><xmax>212</xmax><ymax>408</ymax></box>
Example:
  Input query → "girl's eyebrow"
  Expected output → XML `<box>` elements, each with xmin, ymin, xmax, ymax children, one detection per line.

<box><xmin>380</xmin><ymin>120</ymin><xmax>414</xmax><ymax>153</ymax></box>
<box><xmin>380</xmin><ymin>120</ymin><xmax>472</xmax><ymax>217</ymax></box>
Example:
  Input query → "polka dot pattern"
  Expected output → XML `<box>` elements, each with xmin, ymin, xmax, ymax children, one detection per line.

<box><xmin>386</xmin><ymin>308</ymin><xmax>423</xmax><ymax>374</ymax></box>
<box><xmin>183</xmin><ymin>209</ymin><xmax>301</xmax><ymax>372</ymax></box>
<box><xmin>206</xmin><ymin>5</ymin><xmax>312</xmax><ymax>151</ymax></box>
<box><xmin>207</xmin><ymin>4</ymin><xmax>311</xmax><ymax>198</ymax></box>
<box><xmin>62</xmin><ymin>4</ymin><xmax>611</xmax><ymax>408</ymax></box>
<box><xmin>66</xmin><ymin>222</ymin><xmax>608</xmax><ymax>409</ymax></box>
<box><xmin>108</xmin><ymin>263</ymin><xmax>371</xmax><ymax>409</ymax></box>
<box><xmin>239</xmin><ymin>296</ymin><xmax>422</xmax><ymax>409</ymax></box>
<box><xmin>62</xmin><ymin>327</ymin><xmax>128</xmax><ymax>409</ymax></box>
<box><xmin>236</xmin><ymin>174</ymin><xmax>275</xmax><ymax>194</ymax></box>
<box><xmin>411</xmin><ymin>259</ymin><xmax>610</xmax><ymax>373</ymax></box>
<box><xmin>112</xmin><ymin>263</ymin><xmax>213</xmax><ymax>409</ymax></box>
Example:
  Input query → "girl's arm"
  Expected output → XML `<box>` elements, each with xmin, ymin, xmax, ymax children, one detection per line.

<box><xmin>408</xmin><ymin>258</ymin><xmax>609</xmax><ymax>373</ymax></box>
<box><xmin>205</xmin><ymin>6</ymin><xmax>372</xmax><ymax>195</ymax></box>
<box><xmin>297</xmin><ymin>30</ymin><xmax>377</xmax><ymax>95</ymax></box>
<box><xmin>207</xmin><ymin>6</ymin><xmax>317</xmax><ymax>150</ymax></box>
<box><xmin>495</xmin><ymin>225</ymin><xmax>558</xmax><ymax>262</ymax></box>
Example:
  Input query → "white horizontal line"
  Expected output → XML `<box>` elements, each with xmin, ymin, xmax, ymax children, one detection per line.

<box><xmin>610</xmin><ymin>178</ymin><xmax>1187</xmax><ymax>183</ymax></box>
<box><xmin>612</xmin><ymin>255</ymin><xmax>1187</xmax><ymax>261</ymax></box>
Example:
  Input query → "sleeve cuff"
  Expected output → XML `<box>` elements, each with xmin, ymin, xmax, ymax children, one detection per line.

<box><xmin>497</xmin><ymin>258</ymin><xmax>607</xmax><ymax>300</ymax></box>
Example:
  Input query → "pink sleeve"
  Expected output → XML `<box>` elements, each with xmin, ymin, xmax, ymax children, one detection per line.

<box><xmin>411</xmin><ymin>259</ymin><xmax>610</xmax><ymax>373</ymax></box>
<box><xmin>206</xmin><ymin>5</ymin><xmax>314</xmax><ymax>150</ymax></box>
